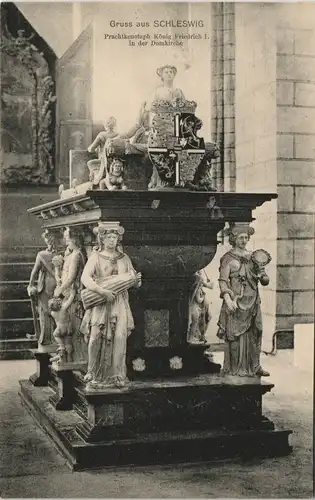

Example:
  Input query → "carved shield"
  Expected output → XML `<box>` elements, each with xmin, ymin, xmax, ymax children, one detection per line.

<box><xmin>148</xmin><ymin>101</ymin><xmax>205</xmax><ymax>188</ymax></box>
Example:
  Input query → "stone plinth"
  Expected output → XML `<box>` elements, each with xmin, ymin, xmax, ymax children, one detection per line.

<box><xmin>29</xmin><ymin>350</ymin><xmax>53</xmax><ymax>387</ymax></box>
<box><xmin>49</xmin><ymin>361</ymin><xmax>87</xmax><ymax>411</ymax></box>
<box><xmin>19</xmin><ymin>376</ymin><xmax>292</xmax><ymax>470</ymax></box>
<box><xmin>75</xmin><ymin>374</ymin><xmax>276</xmax><ymax>442</ymax></box>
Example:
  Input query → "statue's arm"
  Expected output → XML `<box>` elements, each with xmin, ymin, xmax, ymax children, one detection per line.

<box><xmin>250</xmin><ymin>254</ymin><xmax>270</xmax><ymax>285</ymax></box>
<box><xmin>28</xmin><ymin>254</ymin><xmax>42</xmax><ymax>285</ymax></box>
<box><xmin>218</xmin><ymin>257</ymin><xmax>234</xmax><ymax>300</ymax></box>
<box><xmin>118</xmin><ymin>101</ymin><xmax>147</xmax><ymax>139</ymax></box>
<box><xmin>203</xmin><ymin>280</ymin><xmax>214</xmax><ymax>290</ymax></box>
<box><xmin>177</xmin><ymin>88</ymin><xmax>186</xmax><ymax>100</ymax></box>
<box><xmin>199</xmin><ymin>271</ymin><xmax>214</xmax><ymax>290</ymax></box>
<box><xmin>62</xmin><ymin>288</ymin><xmax>76</xmax><ymax>310</ymax></box>
<box><xmin>118</xmin><ymin>123</ymin><xmax>142</xmax><ymax>140</ymax></box>
<box><xmin>27</xmin><ymin>254</ymin><xmax>42</xmax><ymax>295</ymax></box>
<box><xmin>124</xmin><ymin>254</ymin><xmax>141</xmax><ymax>287</ymax></box>
<box><xmin>256</xmin><ymin>267</ymin><xmax>270</xmax><ymax>286</ymax></box>
<box><xmin>81</xmin><ymin>254</ymin><xmax>110</xmax><ymax>297</ymax></box>
<box><xmin>218</xmin><ymin>257</ymin><xmax>238</xmax><ymax>313</ymax></box>
<box><xmin>87</xmin><ymin>133</ymin><xmax>103</xmax><ymax>152</ymax></box>
<box><xmin>81</xmin><ymin>255</ymin><xmax>99</xmax><ymax>292</ymax></box>
<box><xmin>57</xmin><ymin>253</ymin><xmax>81</xmax><ymax>295</ymax></box>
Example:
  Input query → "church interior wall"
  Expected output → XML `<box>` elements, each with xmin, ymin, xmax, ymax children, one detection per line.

<box><xmin>230</xmin><ymin>2</ymin><xmax>314</xmax><ymax>346</ymax></box>
<box><xmin>275</xmin><ymin>2</ymin><xmax>315</xmax><ymax>330</ymax></box>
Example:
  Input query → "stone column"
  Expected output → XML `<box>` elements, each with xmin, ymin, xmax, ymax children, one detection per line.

<box><xmin>211</xmin><ymin>2</ymin><xmax>236</xmax><ymax>192</ymax></box>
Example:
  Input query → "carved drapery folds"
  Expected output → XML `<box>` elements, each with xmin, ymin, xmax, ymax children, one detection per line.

<box><xmin>0</xmin><ymin>9</ymin><xmax>56</xmax><ymax>184</ymax></box>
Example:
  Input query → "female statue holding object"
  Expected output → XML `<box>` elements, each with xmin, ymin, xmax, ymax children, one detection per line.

<box><xmin>217</xmin><ymin>223</ymin><xmax>271</xmax><ymax>377</ymax></box>
<box><xmin>80</xmin><ymin>223</ymin><xmax>141</xmax><ymax>389</ymax></box>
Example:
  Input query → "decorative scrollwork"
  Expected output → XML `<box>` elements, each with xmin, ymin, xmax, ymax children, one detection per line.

<box><xmin>151</xmin><ymin>200</ymin><xmax>160</xmax><ymax>210</ymax></box>
<box><xmin>0</xmin><ymin>15</ymin><xmax>56</xmax><ymax>184</ymax></box>
<box><xmin>40</xmin><ymin>211</ymin><xmax>49</xmax><ymax>220</ymax></box>
<box><xmin>60</xmin><ymin>206</ymin><xmax>71</xmax><ymax>216</ymax></box>
<box><xmin>49</xmin><ymin>209</ymin><xmax>59</xmax><ymax>218</ymax></box>
<box><xmin>132</xmin><ymin>358</ymin><xmax>146</xmax><ymax>372</ymax></box>
<box><xmin>73</xmin><ymin>203</ymin><xmax>84</xmax><ymax>212</ymax></box>
<box><xmin>169</xmin><ymin>356</ymin><xmax>183</xmax><ymax>370</ymax></box>
<box><xmin>151</xmin><ymin>98</ymin><xmax>197</xmax><ymax>115</ymax></box>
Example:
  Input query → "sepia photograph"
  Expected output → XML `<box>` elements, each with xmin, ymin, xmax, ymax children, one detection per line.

<box><xmin>0</xmin><ymin>0</ymin><xmax>314</xmax><ymax>497</ymax></box>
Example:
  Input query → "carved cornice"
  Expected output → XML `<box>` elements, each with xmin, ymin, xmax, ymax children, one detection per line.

<box><xmin>27</xmin><ymin>190</ymin><xmax>278</xmax><ymax>276</ymax></box>
<box><xmin>86</xmin><ymin>190</ymin><xmax>278</xmax><ymax>215</ymax></box>
<box><xmin>28</xmin><ymin>194</ymin><xmax>100</xmax><ymax>224</ymax></box>
<box><xmin>27</xmin><ymin>191</ymin><xmax>278</xmax><ymax>236</ymax></box>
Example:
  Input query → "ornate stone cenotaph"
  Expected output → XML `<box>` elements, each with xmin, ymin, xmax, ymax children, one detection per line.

<box><xmin>19</xmin><ymin>66</ymin><xmax>291</xmax><ymax>470</ymax></box>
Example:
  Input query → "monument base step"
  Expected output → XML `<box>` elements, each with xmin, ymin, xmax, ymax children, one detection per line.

<box><xmin>19</xmin><ymin>379</ymin><xmax>292</xmax><ymax>471</ymax></box>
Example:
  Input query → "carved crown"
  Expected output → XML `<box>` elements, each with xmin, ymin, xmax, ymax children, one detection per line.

<box><xmin>151</xmin><ymin>98</ymin><xmax>197</xmax><ymax>115</ymax></box>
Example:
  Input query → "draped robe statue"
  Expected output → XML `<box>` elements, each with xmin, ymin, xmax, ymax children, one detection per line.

<box><xmin>80</xmin><ymin>224</ymin><xmax>141</xmax><ymax>389</ymax></box>
<box><xmin>217</xmin><ymin>224</ymin><xmax>271</xmax><ymax>377</ymax></box>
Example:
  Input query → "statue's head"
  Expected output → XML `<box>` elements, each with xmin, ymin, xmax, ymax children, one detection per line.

<box><xmin>48</xmin><ymin>297</ymin><xmax>63</xmax><ymax>312</ymax></box>
<box><xmin>93</xmin><ymin>222</ymin><xmax>125</xmax><ymax>251</ymax></box>
<box><xmin>157</xmin><ymin>65</ymin><xmax>177</xmax><ymax>84</ymax></box>
<box><xmin>104</xmin><ymin>116</ymin><xmax>117</xmax><ymax>131</ymax></box>
<box><xmin>63</xmin><ymin>227</ymin><xmax>84</xmax><ymax>251</ymax></box>
<box><xmin>109</xmin><ymin>158</ymin><xmax>124</xmax><ymax>177</ymax></box>
<box><xmin>42</xmin><ymin>230</ymin><xmax>57</xmax><ymax>251</ymax></box>
<box><xmin>225</xmin><ymin>223</ymin><xmax>255</xmax><ymax>249</ymax></box>
<box><xmin>17</xmin><ymin>30</ymin><xmax>25</xmax><ymax>39</ymax></box>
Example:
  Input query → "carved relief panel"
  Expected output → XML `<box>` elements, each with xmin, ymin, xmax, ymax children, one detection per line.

<box><xmin>0</xmin><ymin>4</ymin><xmax>57</xmax><ymax>184</ymax></box>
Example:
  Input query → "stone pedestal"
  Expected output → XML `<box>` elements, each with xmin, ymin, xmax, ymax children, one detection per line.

<box><xmin>75</xmin><ymin>374</ymin><xmax>275</xmax><ymax>443</ymax></box>
<box><xmin>19</xmin><ymin>375</ymin><xmax>292</xmax><ymax>470</ymax></box>
<box><xmin>49</xmin><ymin>361</ymin><xmax>86</xmax><ymax>411</ymax></box>
<box><xmin>29</xmin><ymin>350</ymin><xmax>53</xmax><ymax>387</ymax></box>
<box><xmin>18</xmin><ymin>188</ymin><xmax>293</xmax><ymax>469</ymax></box>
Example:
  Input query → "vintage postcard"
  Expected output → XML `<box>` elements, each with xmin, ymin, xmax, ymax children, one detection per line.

<box><xmin>0</xmin><ymin>1</ymin><xmax>313</xmax><ymax>498</ymax></box>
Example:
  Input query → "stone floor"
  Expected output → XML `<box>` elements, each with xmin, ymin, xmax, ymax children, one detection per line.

<box><xmin>0</xmin><ymin>350</ymin><xmax>313</xmax><ymax>498</ymax></box>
